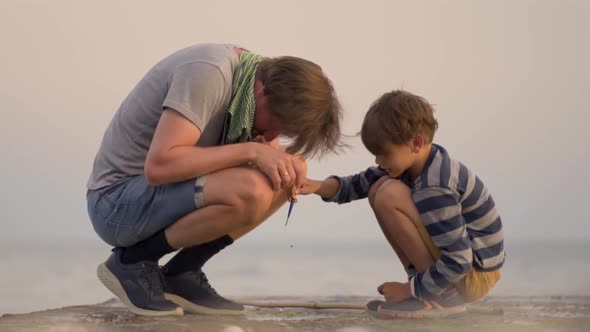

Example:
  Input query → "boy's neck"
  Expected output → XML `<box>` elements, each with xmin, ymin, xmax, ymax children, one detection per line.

<box><xmin>408</xmin><ymin>143</ymin><xmax>433</xmax><ymax>181</ymax></box>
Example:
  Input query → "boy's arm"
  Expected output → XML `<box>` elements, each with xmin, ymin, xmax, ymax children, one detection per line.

<box><xmin>302</xmin><ymin>177</ymin><xmax>341</xmax><ymax>199</ymax></box>
<box><xmin>410</xmin><ymin>187</ymin><xmax>473</xmax><ymax>300</ymax></box>
<box><xmin>313</xmin><ymin>166</ymin><xmax>387</xmax><ymax>204</ymax></box>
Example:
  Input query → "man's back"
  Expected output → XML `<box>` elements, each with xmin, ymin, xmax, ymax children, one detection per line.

<box><xmin>87</xmin><ymin>44</ymin><xmax>239</xmax><ymax>190</ymax></box>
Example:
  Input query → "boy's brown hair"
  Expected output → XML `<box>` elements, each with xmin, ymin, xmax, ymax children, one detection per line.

<box><xmin>258</xmin><ymin>56</ymin><xmax>342</xmax><ymax>158</ymax></box>
<box><xmin>361</xmin><ymin>90</ymin><xmax>438</xmax><ymax>155</ymax></box>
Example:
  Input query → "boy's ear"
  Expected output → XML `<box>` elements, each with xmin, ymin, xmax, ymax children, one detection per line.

<box><xmin>411</xmin><ymin>135</ymin><xmax>424</xmax><ymax>152</ymax></box>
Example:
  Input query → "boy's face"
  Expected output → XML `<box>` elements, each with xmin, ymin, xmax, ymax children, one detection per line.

<box><xmin>374</xmin><ymin>142</ymin><xmax>417</xmax><ymax>178</ymax></box>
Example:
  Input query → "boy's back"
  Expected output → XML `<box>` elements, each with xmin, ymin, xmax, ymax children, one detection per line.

<box><xmin>409</xmin><ymin>144</ymin><xmax>504</xmax><ymax>296</ymax></box>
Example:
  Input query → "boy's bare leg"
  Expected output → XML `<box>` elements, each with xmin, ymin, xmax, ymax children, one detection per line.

<box><xmin>370</xmin><ymin>179</ymin><xmax>435</xmax><ymax>273</ymax></box>
<box><xmin>165</xmin><ymin>167</ymin><xmax>287</xmax><ymax>249</ymax></box>
<box><xmin>368</xmin><ymin>177</ymin><xmax>412</xmax><ymax>268</ymax></box>
<box><xmin>374</xmin><ymin>215</ymin><xmax>413</xmax><ymax>268</ymax></box>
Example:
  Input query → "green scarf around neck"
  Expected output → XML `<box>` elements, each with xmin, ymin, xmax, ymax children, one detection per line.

<box><xmin>222</xmin><ymin>52</ymin><xmax>261</xmax><ymax>145</ymax></box>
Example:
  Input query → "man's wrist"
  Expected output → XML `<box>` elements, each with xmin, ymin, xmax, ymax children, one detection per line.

<box><xmin>245</xmin><ymin>142</ymin><xmax>259</xmax><ymax>165</ymax></box>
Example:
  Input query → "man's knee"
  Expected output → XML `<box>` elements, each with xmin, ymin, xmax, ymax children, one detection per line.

<box><xmin>231</xmin><ymin>169</ymin><xmax>274</xmax><ymax>221</ymax></box>
<box><xmin>372</xmin><ymin>179</ymin><xmax>413</xmax><ymax>212</ymax></box>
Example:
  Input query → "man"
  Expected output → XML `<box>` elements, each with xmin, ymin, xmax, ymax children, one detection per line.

<box><xmin>86</xmin><ymin>43</ymin><xmax>342</xmax><ymax>316</ymax></box>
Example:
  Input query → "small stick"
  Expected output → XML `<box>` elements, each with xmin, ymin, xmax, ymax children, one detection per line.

<box><xmin>235</xmin><ymin>300</ymin><xmax>504</xmax><ymax>315</ymax></box>
<box><xmin>237</xmin><ymin>300</ymin><xmax>364</xmax><ymax>310</ymax></box>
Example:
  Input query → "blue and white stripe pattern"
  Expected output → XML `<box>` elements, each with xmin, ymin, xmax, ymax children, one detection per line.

<box><xmin>325</xmin><ymin>144</ymin><xmax>505</xmax><ymax>299</ymax></box>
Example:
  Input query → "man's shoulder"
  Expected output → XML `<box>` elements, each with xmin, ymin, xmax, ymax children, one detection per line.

<box><xmin>185</xmin><ymin>43</ymin><xmax>237</xmax><ymax>59</ymax></box>
<box><xmin>160</xmin><ymin>43</ymin><xmax>239</xmax><ymax>75</ymax></box>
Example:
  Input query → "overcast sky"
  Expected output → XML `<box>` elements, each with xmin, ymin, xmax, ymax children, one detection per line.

<box><xmin>1</xmin><ymin>0</ymin><xmax>588</xmax><ymax>247</ymax></box>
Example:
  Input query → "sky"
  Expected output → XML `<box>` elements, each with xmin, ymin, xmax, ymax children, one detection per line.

<box><xmin>1</xmin><ymin>0</ymin><xmax>589</xmax><ymax>247</ymax></box>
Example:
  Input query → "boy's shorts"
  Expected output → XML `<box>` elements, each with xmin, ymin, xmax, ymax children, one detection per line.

<box><xmin>412</xmin><ymin>217</ymin><xmax>501</xmax><ymax>303</ymax></box>
<box><xmin>86</xmin><ymin>174</ymin><xmax>207</xmax><ymax>247</ymax></box>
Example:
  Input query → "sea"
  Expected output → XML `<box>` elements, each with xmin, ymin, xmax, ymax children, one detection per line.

<box><xmin>1</xmin><ymin>237</ymin><xmax>588</xmax><ymax>316</ymax></box>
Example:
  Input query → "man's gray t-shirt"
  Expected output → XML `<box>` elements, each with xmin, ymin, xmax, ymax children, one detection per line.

<box><xmin>87</xmin><ymin>44</ymin><xmax>239</xmax><ymax>190</ymax></box>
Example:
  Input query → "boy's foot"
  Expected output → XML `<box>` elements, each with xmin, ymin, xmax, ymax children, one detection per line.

<box><xmin>378</xmin><ymin>292</ymin><xmax>466</xmax><ymax>319</ymax></box>
<box><xmin>365</xmin><ymin>300</ymin><xmax>387</xmax><ymax>318</ymax></box>
<box><xmin>366</xmin><ymin>300</ymin><xmax>384</xmax><ymax>312</ymax></box>
<box><xmin>163</xmin><ymin>270</ymin><xmax>245</xmax><ymax>315</ymax></box>
<box><xmin>96</xmin><ymin>248</ymin><xmax>183</xmax><ymax>317</ymax></box>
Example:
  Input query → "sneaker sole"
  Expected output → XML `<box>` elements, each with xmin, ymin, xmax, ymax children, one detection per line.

<box><xmin>97</xmin><ymin>263</ymin><xmax>183</xmax><ymax>317</ymax></box>
<box><xmin>366</xmin><ymin>301</ymin><xmax>391</xmax><ymax>319</ymax></box>
<box><xmin>377</xmin><ymin>305</ymin><xmax>466</xmax><ymax>319</ymax></box>
<box><xmin>367</xmin><ymin>308</ymin><xmax>392</xmax><ymax>319</ymax></box>
<box><xmin>164</xmin><ymin>293</ymin><xmax>246</xmax><ymax>316</ymax></box>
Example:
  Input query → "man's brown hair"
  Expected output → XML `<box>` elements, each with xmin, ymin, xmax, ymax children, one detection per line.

<box><xmin>258</xmin><ymin>56</ymin><xmax>342</xmax><ymax>158</ymax></box>
<box><xmin>361</xmin><ymin>90</ymin><xmax>438</xmax><ymax>155</ymax></box>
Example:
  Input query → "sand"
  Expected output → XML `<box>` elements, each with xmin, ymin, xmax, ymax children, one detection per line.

<box><xmin>1</xmin><ymin>296</ymin><xmax>589</xmax><ymax>332</ymax></box>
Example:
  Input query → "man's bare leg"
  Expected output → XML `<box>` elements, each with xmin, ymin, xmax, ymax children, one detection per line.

<box><xmin>165</xmin><ymin>167</ymin><xmax>288</xmax><ymax>249</ymax></box>
<box><xmin>160</xmin><ymin>167</ymin><xmax>290</xmax><ymax>315</ymax></box>
<box><xmin>230</xmin><ymin>186</ymin><xmax>289</xmax><ymax>240</ymax></box>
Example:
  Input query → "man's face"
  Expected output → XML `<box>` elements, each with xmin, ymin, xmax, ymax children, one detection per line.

<box><xmin>253</xmin><ymin>80</ymin><xmax>282</xmax><ymax>142</ymax></box>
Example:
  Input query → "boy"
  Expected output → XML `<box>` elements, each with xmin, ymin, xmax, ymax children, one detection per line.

<box><xmin>300</xmin><ymin>90</ymin><xmax>504</xmax><ymax>318</ymax></box>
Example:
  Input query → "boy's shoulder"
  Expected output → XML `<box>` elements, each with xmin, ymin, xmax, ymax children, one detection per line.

<box><xmin>413</xmin><ymin>144</ymin><xmax>475</xmax><ymax>195</ymax></box>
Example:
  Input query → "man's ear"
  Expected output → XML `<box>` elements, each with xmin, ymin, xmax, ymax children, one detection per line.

<box><xmin>254</xmin><ymin>80</ymin><xmax>265</xmax><ymax>97</ymax></box>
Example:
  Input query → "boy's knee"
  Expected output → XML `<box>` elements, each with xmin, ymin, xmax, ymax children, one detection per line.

<box><xmin>368</xmin><ymin>176</ymin><xmax>392</xmax><ymax>208</ymax></box>
<box><xmin>372</xmin><ymin>179</ymin><xmax>413</xmax><ymax>212</ymax></box>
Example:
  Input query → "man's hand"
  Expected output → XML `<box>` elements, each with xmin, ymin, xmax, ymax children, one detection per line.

<box><xmin>377</xmin><ymin>281</ymin><xmax>412</xmax><ymax>303</ymax></box>
<box><xmin>253</xmin><ymin>135</ymin><xmax>281</xmax><ymax>150</ymax></box>
<box><xmin>253</xmin><ymin>143</ymin><xmax>307</xmax><ymax>192</ymax></box>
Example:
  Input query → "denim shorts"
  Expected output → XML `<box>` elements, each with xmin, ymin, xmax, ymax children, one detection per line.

<box><xmin>86</xmin><ymin>174</ymin><xmax>207</xmax><ymax>247</ymax></box>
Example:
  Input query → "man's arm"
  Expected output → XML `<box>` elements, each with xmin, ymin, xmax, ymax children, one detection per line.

<box><xmin>145</xmin><ymin>109</ymin><xmax>304</xmax><ymax>190</ymax></box>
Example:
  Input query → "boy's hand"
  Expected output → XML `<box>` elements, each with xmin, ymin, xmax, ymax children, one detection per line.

<box><xmin>296</xmin><ymin>178</ymin><xmax>322</xmax><ymax>196</ymax></box>
<box><xmin>296</xmin><ymin>177</ymin><xmax>340</xmax><ymax>200</ymax></box>
<box><xmin>377</xmin><ymin>281</ymin><xmax>412</xmax><ymax>303</ymax></box>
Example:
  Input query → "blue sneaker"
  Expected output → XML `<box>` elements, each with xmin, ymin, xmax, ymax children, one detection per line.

<box><xmin>378</xmin><ymin>291</ymin><xmax>466</xmax><ymax>319</ymax></box>
<box><xmin>366</xmin><ymin>299</ymin><xmax>384</xmax><ymax>312</ymax></box>
<box><xmin>365</xmin><ymin>299</ymin><xmax>386</xmax><ymax>318</ymax></box>
<box><xmin>164</xmin><ymin>270</ymin><xmax>245</xmax><ymax>315</ymax></box>
<box><xmin>96</xmin><ymin>248</ymin><xmax>183</xmax><ymax>316</ymax></box>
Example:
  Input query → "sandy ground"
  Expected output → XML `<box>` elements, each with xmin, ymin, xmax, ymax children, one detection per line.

<box><xmin>1</xmin><ymin>296</ymin><xmax>589</xmax><ymax>332</ymax></box>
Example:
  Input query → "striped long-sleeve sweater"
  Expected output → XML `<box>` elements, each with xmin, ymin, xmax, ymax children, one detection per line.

<box><xmin>324</xmin><ymin>144</ymin><xmax>505</xmax><ymax>299</ymax></box>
